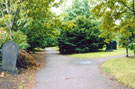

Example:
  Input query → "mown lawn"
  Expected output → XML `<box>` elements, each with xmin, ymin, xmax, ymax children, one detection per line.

<box><xmin>69</xmin><ymin>48</ymin><xmax>133</xmax><ymax>59</ymax></box>
<box><xmin>102</xmin><ymin>57</ymin><xmax>135</xmax><ymax>88</ymax></box>
<box><xmin>53</xmin><ymin>46</ymin><xmax>59</xmax><ymax>51</ymax></box>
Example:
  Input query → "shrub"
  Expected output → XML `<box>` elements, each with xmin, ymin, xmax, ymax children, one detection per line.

<box><xmin>0</xmin><ymin>31</ymin><xmax>9</xmax><ymax>48</ymax></box>
<box><xmin>13</xmin><ymin>30</ymin><xmax>29</xmax><ymax>50</ymax></box>
<box><xmin>0</xmin><ymin>30</ymin><xmax>29</xmax><ymax>50</ymax></box>
<box><xmin>58</xmin><ymin>16</ymin><xmax>105</xmax><ymax>54</ymax></box>
<box><xmin>58</xmin><ymin>29</ymin><xmax>104</xmax><ymax>54</ymax></box>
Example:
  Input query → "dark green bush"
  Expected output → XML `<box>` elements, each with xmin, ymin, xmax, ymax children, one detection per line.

<box><xmin>58</xmin><ymin>16</ymin><xmax>105</xmax><ymax>54</ymax></box>
<box><xmin>58</xmin><ymin>30</ymin><xmax>104</xmax><ymax>54</ymax></box>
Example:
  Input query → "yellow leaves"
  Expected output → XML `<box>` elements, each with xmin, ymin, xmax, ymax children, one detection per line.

<box><xmin>91</xmin><ymin>0</ymin><xmax>135</xmax><ymax>45</ymax></box>
<box><xmin>120</xmin><ymin>27</ymin><xmax>126</xmax><ymax>33</ymax></box>
<box><xmin>105</xmin><ymin>39</ymin><xmax>112</xmax><ymax>43</ymax></box>
<box><xmin>120</xmin><ymin>26</ymin><xmax>132</xmax><ymax>37</ymax></box>
<box><xmin>91</xmin><ymin>4</ymin><xmax>104</xmax><ymax>18</ymax></box>
<box><xmin>63</xmin><ymin>20</ymin><xmax>76</xmax><ymax>30</ymax></box>
<box><xmin>4</xmin><ymin>15</ymin><xmax>9</xmax><ymax>18</ymax></box>
<box><xmin>46</xmin><ymin>23</ymin><xmax>51</xmax><ymax>28</ymax></box>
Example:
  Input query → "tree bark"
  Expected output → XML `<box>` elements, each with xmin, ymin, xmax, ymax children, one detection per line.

<box><xmin>133</xmin><ymin>0</ymin><xmax>135</xmax><ymax>15</ymax></box>
<box><xmin>126</xmin><ymin>45</ymin><xmax>129</xmax><ymax>57</ymax></box>
<box><xmin>5</xmin><ymin>0</ymin><xmax>10</xmax><ymax>14</ymax></box>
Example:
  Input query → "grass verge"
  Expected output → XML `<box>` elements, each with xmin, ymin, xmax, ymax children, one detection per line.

<box><xmin>69</xmin><ymin>48</ymin><xmax>133</xmax><ymax>59</ymax></box>
<box><xmin>102</xmin><ymin>56</ymin><xmax>135</xmax><ymax>88</ymax></box>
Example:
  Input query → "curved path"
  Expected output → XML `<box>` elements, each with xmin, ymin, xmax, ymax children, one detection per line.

<box><xmin>32</xmin><ymin>48</ymin><xmax>125</xmax><ymax>89</ymax></box>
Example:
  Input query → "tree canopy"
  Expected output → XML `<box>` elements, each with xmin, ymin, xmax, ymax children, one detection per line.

<box><xmin>91</xmin><ymin>0</ymin><xmax>135</xmax><ymax>56</ymax></box>
<box><xmin>58</xmin><ymin>0</ymin><xmax>105</xmax><ymax>54</ymax></box>
<box><xmin>0</xmin><ymin>0</ymin><xmax>62</xmax><ymax>52</ymax></box>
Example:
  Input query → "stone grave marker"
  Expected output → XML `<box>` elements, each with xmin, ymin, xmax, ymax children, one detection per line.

<box><xmin>106</xmin><ymin>41</ymin><xmax>117</xmax><ymax>51</ymax></box>
<box><xmin>0</xmin><ymin>41</ymin><xmax>19</xmax><ymax>73</ymax></box>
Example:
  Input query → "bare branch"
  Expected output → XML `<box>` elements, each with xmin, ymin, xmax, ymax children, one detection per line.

<box><xmin>5</xmin><ymin>0</ymin><xmax>10</xmax><ymax>14</ymax></box>
<box><xmin>10</xmin><ymin>0</ymin><xmax>12</xmax><ymax>13</ymax></box>
<box><xmin>1</xmin><ymin>9</ymin><xmax>4</xmax><ymax>17</ymax></box>
<box><xmin>11</xmin><ymin>8</ymin><xmax>18</xmax><ymax>29</ymax></box>
<box><xmin>118</xmin><ymin>1</ymin><xmax>133</xmax><ymax>12</ymax></box>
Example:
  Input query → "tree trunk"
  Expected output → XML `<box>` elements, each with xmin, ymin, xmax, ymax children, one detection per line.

<box><xmin>126</xmin><ymin>46</ymin><xmax>129</xmax><ymax>57</ymax></box>
<box><xmin>9</xmin><ymin>27</ymin><xmax>13</xmax><ymax>40</ymax></box>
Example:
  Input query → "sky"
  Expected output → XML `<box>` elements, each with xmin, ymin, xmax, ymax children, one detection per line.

<box><xmin>51</xmin><ymin>0</ymin><xmax>72</xmax><ymax>15</ymax></box>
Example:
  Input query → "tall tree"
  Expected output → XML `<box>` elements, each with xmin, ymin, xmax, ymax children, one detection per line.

<box><xmin>58</xmin><ymin>0</ymin><xmax>105</xmax><ymax>54</ymax></box>
<box><xmin>91</xmin><ymin>0</ymin><xmax>135</xmax><ymax>57</ymax></box>
<box><xmin>63</xmin><ymin>0</ymin><xmax>91</xmax><ymax>21</ymax></box>
<box><xmin>0</xmin><ymin>0</ymin><xmax>25</xmax><ymax>40</ymax></box>
<box><xmin>18</xmin><ymin>0</ymin><xmax>62</xmax><ymax>52</ymax></box>
<box><xmin>0</xmin><ymin>0</ymin><xmax>62</xmax><ymax>52</ymax></box>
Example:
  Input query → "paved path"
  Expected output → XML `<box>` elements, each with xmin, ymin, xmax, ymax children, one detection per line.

<box><xmin>32</xmin><ymin>48</ymin><xmax>126</xmax><ymax>89</ymax></box>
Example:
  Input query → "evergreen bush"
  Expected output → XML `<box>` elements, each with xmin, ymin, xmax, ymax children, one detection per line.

<box><xmin>58</xmin><ymin>16</ymin><xmax>105</xmax><ymax>54</ymax></box>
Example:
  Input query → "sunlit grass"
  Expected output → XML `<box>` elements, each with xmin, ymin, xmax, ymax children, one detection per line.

<box><xmin>34</xmin><ymin>48</ymin><xmax>44</xmax><ymax>51</ymax></box>
<box><xmin>102</xmin><ymin>57</ymin><xmax>135</xmax><ymax>88</ymax></box>
<box><xmin>69</xmin><ymin>48</ymin><xmax>133</xmax><ymax>59</ymax></box>
<box><xmin>53</xmin><ymin>46</ymin><xmax>59</xmax><ymax>51</ymax></box>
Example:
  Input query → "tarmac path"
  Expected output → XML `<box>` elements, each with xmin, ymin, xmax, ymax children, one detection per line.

<box><xmin>32</xmin><ymin>48</ymin><xmax>126</xmax><ymax>89</ymax></box>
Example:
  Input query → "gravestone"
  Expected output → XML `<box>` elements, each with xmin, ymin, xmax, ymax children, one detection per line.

<box><xmin>112</xmin><ymin>41</ymin><xmax>117</xmax><ymax>49</ymax></box>
<box><xmin>106</xmin><ymin>41</ymin><xmax>117</xmax><ymax>51</ymax></box>
<box><xmin>106</xmin><ymin>43</ymin><xmax>113</xmax><ymax>52</ymax></box>
<box><xmin>0</xmin><ymin>41</ymin><xmax>19</xmax><ymax>73</ymax></box>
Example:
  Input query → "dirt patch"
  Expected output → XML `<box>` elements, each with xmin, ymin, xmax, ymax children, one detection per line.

<box><xmin>0</xmin><ymin>50</ymin><xmax>46</xmax><ymax>89</ymax></box>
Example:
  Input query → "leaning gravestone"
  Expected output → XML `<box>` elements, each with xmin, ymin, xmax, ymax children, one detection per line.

<box><xmin>0</xmin><ymin>41</ymin><xmax>19</xmax><ymax>73</ymax></box>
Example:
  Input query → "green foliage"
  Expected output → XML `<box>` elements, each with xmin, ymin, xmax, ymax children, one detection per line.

<box><xmin>58</xmin><ymin>16</ymin><xmax>104</xmax><ymax>54</ymax></box>
<box><xmin>0</xmin><ymin>31</ymin><xmax>9</xmax><ymax>48</ymax></box>
<box><xmin>128</xmin><ymin>41</ymin><xmax>135</xmax><ymax>55</ymax></box>
<box><xmin>13</xmin><ymin>30</ymin><xmax>29</xmax><ymax>50</ymax></box>
<box><xmin>20</xmin><ymin>15</ymin><xmax>61</xmax><ymax>51</ymax></box>
<box><xmin>17</xmin><ymin>1</ymin><xmax>62</xmax><ymax>51</ymax></box>
<box><xmin>63</xmin><ymin>0</ymin><xmax>91</xmax><ymax>21</ymax></box>
<box><xmin>0</xmin><ymin>0</ymin><xmax>62</xmax><ymax>52</ymax></box>
<box><xmin>128</xmin><ymin>43</ymin><xmax>135</xmax><ymax>50</ymax></box>
<box><xmin>91</xmin><ymin>0</ymin><xmax>135</xmax><ymax>56</ymax></box>
<box><xmin>58</xmin><ymin>0</ymin><xmax>105</xmax><ymax>54</ymax></box>
<box><xmin>0</xmin><ymin>30</ymin><xmax>29</xmax><ymax>50</ymax></box>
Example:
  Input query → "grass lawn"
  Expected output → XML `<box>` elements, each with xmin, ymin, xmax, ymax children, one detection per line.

<box><xmin>69</xmin><ymin>48</ymin><xmax>133</xmax><ymax>59</ymax></box>
<box><xmin>53</xmin><ymin>46</ymin><xmax>59</xmax><ymax>51</ymax></box>
<box><xmin>102</xmin><ymin>57</ymin><xmax>135</xmax><ymax>88</ymax></box>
